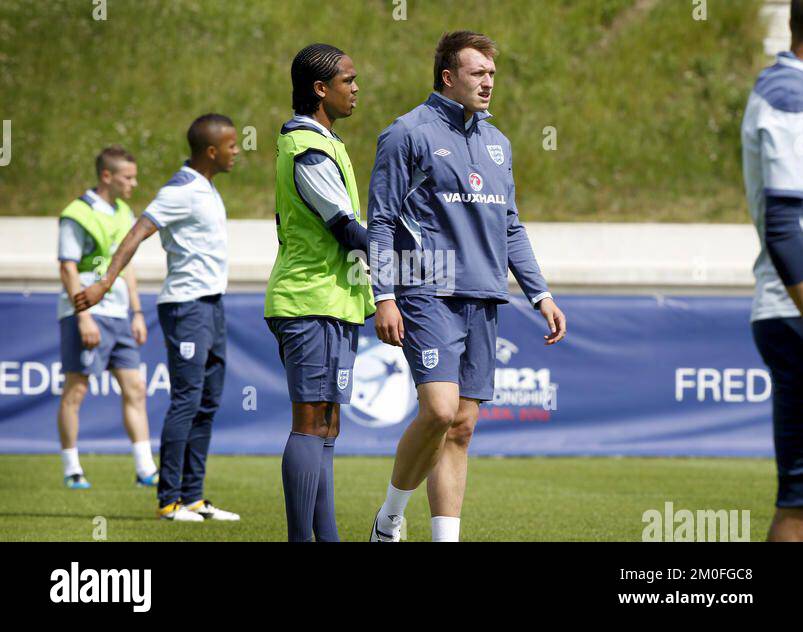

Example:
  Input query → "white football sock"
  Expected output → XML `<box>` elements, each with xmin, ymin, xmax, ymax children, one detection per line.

<box><xmin>431</xmin><ymin>516</ymin><xmax>460</xmax><ymax>542</ymax></box>
<box><xmin>61</xmin><ymin>448</ymin><xmax>83</xmax><ymax>477</ymax></box>
<box><xmin>378</xmin><ymin>482</ymin><xmax>413</xmax><ymax>534</ymax></box>
<box><xmin>131</xmin><ymin>440</ymin><xmax>157</xmax><ymax>478</ymax></box>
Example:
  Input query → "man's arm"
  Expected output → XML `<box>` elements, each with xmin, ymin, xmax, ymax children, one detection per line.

<box><xmin>123</xmin><ymin>265</ymin><xmax>148</xmax><ymax>345</ymax></box>
<box><xmin>505</xmin><ymin>151</ymin><xmax>566</xmax><ymax>345</ymax></box>
<box><xmin>58</xmin><ymin>217</ymin><xmax>101</xmax><ymax>347</ymax></box>
<box><xmin>367</xmin><ymin>121</ymin><xmax>413</xmax><ymax>346</ymax></box>
<box><xmin>293</xmin><ymin>151</ymin><xmax>367</xmax><ymax>253</ymax></box>
<box><xmin>73</xmin><ymin>216</ymin><xmax>157</xmax><ymax>312</ymax></box>
<box><xmin>60</xmin><ymin>260</ymin><xmax>101</xmax><ymax>349</ymax></box>
<box><xmin>765</xmin><ymin>195</ymin><xmax>803</xmax><ymax>314</ymax></box>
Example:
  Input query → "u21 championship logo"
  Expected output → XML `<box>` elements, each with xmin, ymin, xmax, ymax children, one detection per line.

<box><xmin>468</xmin><ymin>172</ymin><xmax>483</xmax><ymax>192</ymax></box>
<box><xmin>486</xmin><ymin>144</ymin><xmax>504</xmax><ymax>165</ymax></box>
<box><xmin>342</xmin><ymin>337</ymin><xmax>418</xmax><ymax>428</ymax></box>
<box><xmin>337</xmin><ymin>369</ymin><xmax>350</xmax><ymax>390</ymax></box>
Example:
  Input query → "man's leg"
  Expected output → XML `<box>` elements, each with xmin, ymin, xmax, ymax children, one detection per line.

<box><xmin>112</xmin><ymin>367</ymin><xmax>157</xmax><ymax>481</ymax></box>
<box><xmin>769</xmin><ymin>508</ymin><xmax>803</xmax><ymax>541</ymax></box>
<box><xmin>426</xmin><ymin>397</ymin><xmax>480</xmax><ymax>542</ymax></box>
<box><xmin>156</xmin><ymin>301</ymin><xmax>208</xmax><ymax>512</ymax></box>
<box><xmin>284</xmin><ymin>402</ymin><xmax>338</xmax><ymax>542</ymax></box>
<box><xmin>373</xmin><ymin>381</ymin><xmax>460</xmax><ymax>539</ymax></box>
<box><xmin>312</xmin><ymin>403</ymin><xmax>340</xmax><ymax>542</ymax></box>
<box><xmin>58</xmin><ymin>372</ymin><xmax>89</xmax><ymax>479</ymax></box>
<box><xmin>179</xmin><ymin>349</ymin><xmax>224</xmax><ymax>506</ymax></box>
<box><xmin>752</xmin><ymin>317</ymin><xmax>803</xmax><ymax>542</ymax></box>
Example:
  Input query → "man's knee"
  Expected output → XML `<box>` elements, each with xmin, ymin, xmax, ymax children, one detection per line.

<box><xmin>121</xmin><ymin>375</ymin><xmax>146</xmax><ymax>406</ymax></box>
<box><xmin>447</xmin><ymin>415</ymin><xmax>476</xmax><ymax>448</ymax></box>
<box><xmin>421</xmin><ymin>402</ymin><xmax>458</xmax><ymax>434</ymax></box>
<box><xmin>292</xmin><ymin>402</ymin><xmax>339</xmax><ymax>437</ymax></box>
<box><xmin>61</xmin><ymin>376</ymin><xmax>88</xmax><ymax>408</ymax></box>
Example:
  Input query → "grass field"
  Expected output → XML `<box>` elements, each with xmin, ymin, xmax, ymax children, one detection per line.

<box><xmin>0</xmin><ymin>454</ymin><xmax>775</xmax><ymax>542</ymax></box>
<box><xmin>0</xmin><ymin>0</ymin><xmax>765</xmax><ymax>222</ymax></box>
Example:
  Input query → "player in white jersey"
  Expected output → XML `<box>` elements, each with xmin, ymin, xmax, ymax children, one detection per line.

<box><xmin>76</xmin><ymin>114</ymin><xmax>241</xmax><ymax>522</ymax></box>
<box><xmin>741</xmin><ymin>0</ymin><xmax>803</xmax><ymax>541</ymax></box>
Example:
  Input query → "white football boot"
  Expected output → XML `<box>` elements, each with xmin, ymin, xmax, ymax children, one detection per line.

<box><xmin>370</xmin><ymin>511</ymin><xmax>403</xmax><ymax>542</ymax></box>
<box><xmin>185</xmin><ymin>499</ymin><xmax>240</xmax><ymax>521</ymax></box>
<box><xmin>158</xmin><ymin>502</ymin><xmax>204</xmax><ymax>522</ymax></box>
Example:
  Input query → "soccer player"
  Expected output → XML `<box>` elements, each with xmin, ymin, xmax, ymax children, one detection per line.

<box><xmin>74</xmin><ymin>114</ymin><xmax>241</xmax><ymax>522</ymax></box>
<box><xmin>742</xmin><ymin>0</ymin><xmax>803</xmax><ymax>542</ymax></box>
<box><xmin>57</xmin><ymin>146</ymin><xmax>158</xmax><ymax>489</ymax></box>
<box><xmin>368</xmin><ymin>32</ymin><xmax>566</xmax><ymax>542</ymax></box>
<box><xmin>265</xmin><ymin>44</ymin><xmax>375</xmax><ymax>542</ymax></box>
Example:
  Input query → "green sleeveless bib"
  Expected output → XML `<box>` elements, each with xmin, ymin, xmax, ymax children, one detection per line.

<box><xmin>264</xmin><ymin>128</ymin><xmax>375</xmax><ymax>324</ymax></box>
<box><xmin>60</xmin><ymin>196</ymin><xmax>133</xmax><ymax>278</ymax></box>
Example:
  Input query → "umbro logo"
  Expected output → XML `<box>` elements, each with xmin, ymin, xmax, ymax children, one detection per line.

<box><xmin>433</xmin><ymin>148</ymin><xmax>451</xmax><ymax>157</ymax></box>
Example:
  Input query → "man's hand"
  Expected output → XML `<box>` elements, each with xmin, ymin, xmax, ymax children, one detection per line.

<box><xmin>77</xmin><ymin>312</ymin><xmax>101</xmax><ymax>350</ymax></box>
<box><xmin>538</xmin><ymin>297</ymin><xmax>566</xmax><ymax>345</ymax></box>
<box><xmin>73</xmin><ymin>279</ymin><xmax>110</xmax><ymax>313</ymax></box>
<box><xmin>131</xmin><ymin>312</ymin><xmax>147</xmax><ymax>345</ymax></box>
<box><xmin>375</xmin><ymin>299</ymin><xmax>405</xmax><ymax>347</ymax></box>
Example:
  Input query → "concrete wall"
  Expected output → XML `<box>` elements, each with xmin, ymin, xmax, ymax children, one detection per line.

<box><xmin>0</xmin><ymin>218</ymin><xmax>759</xmax><ymax>294</ymax></box>
<box><xmin>763</xmin><ymin>0</ymin><xmax>791</xmax><ymax>57</ymax></box>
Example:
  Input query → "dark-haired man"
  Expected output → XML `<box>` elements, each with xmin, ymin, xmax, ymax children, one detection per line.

<box><xmin>76</xmin><ymin>114</ymin><xmax>241</xmax><ymax>522</ymax></box>
<box><xmin>265</xmin><ymin>44</ymin><xmax>374</xmax><ymax>541</ymax></box>
<box><xmin>742</xmin><ymin>0</ymin><xmax>803</xmax><ymax>541</ymax></box>
<box><xmin>368</xmin><ymin>31</ymin><xmax>566</xmax><ymax>541</ymax></box>
<box><xmin>57</xmin><ymin>146</ymin><xmax>158</xmax><ymax>489</ymax></box>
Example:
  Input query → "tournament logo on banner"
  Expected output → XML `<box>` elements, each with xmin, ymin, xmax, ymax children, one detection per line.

<box><xmin>486</xmin><ymin>336</ymin><xmax>557</xmax><ymax>422</ymax></box>
<box><xmin>342</xmin><ymin>337</ymin><xmax>418</xmax><ymax>428</ymax></box>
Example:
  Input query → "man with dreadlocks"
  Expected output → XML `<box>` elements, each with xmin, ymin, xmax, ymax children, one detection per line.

<box><xmin>264</xmin><ymin>44</ymin><xmax>375</xmax><ymax>542</ymax></box>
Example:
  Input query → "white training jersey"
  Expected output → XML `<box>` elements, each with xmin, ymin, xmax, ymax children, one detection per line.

<box><xmin>143</xmin><ymin>163</ymin><xmax>228</xmax><ymax>304</ymax></box>
<box><xmin>742</xmin><ymin>51</ymin><xmax>803</xmax><ymax>322</ymax></box>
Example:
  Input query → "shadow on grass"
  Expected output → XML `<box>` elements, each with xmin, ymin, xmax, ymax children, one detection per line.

<box><xmin>0</xmin><ymin>512</ymin><xmax>153</xmax><ymax>521</ymax></box>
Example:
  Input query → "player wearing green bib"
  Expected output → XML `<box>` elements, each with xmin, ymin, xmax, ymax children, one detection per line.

<box><xmin>57</xmin><ymin>146</ymin><xmax>158</xmax><ymax>490</ymax></box>
<box><xmin>265</xmin><ymin>44</ymin><xmax>374</xmax><ymax>542</ymax></box>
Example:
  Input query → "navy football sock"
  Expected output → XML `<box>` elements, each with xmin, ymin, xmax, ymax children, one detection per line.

<box><xmin>313</xmin><ymin>436</ymin><xmax>339</xmax><ymax>542</ymax></box>
<box><xmin>282</xmin><ymin>432</ymin><xmax>325</xmax><ymax>542</ymax></box>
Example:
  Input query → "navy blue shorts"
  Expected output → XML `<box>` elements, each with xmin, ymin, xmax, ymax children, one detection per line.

<box><xmin>266</xmin><ymin>317</ymin><xmax>358</xmax><ymax>404</ymax></box>
<box><xmin>397</xmin><ymin>295</ymin><xmax>498</xmax><ymax>401</ymax></box>
<box><xmin>60</xmin><ymin>314</ymin><xmax>140</xmax><ymax>376</ymax></box>
<box><xmin>752</xmin><ymin>317</ymin><xmax>803</xmax><ymax>508</ymax></box>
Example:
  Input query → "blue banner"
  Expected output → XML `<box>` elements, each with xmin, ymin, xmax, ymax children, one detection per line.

<box><xmin>0</xmin><ymin>292</ymin><xmax>773</xmax><ymax>457</ymax></box>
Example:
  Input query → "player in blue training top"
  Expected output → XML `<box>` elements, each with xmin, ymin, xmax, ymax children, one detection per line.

<box><xmin>76</xmin><ymin>114</ymin><xmax>241</xmax><ymax>523</ymax></box>
<box><xmin>367</xmin><ymin>31</ymin><xmax>566</xmax><ymax>542</ymax></box>
<box><xmin>742</xmin><ymin>0</ymin><xmax>803</xmax><ymax>542</ymax></box>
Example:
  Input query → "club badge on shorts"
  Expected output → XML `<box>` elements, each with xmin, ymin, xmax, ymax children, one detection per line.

<box><xmin>422</xmin><ymin>348</ymin><xmax>439</xmax><ymax>369</ymax></box>
<box><xmin>486</xmin><ymin>144</ymin><xmax>504</xmax><ymax>165</ymax></box>
<box><xmin>179</xmin><ymin>341</ymin><xmax>195</xmax><ymax>360</ymax></box>
<box><xmin>337</xmin><ymin>369</ymin><xmax>350</xmax><ymax>390</ymax></box>
<box><xmin>80</xmin><ymin>349</ymin><xmax>95</xmax><ymax>367</ymax></box>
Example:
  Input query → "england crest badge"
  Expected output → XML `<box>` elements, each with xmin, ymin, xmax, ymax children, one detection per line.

<box><xmin>486</xmin><ymin>144</ymin><xmax>504</xmax><ymax>165</ymax></box>
<box><xmin>337</xmin><ymin>369</ymin><xmax>350</xmax><ymax>390</ymax></box>
<box><xmin>179</xmin><ymin>342</ymin><xmax>195</xmax><ymax>360</ymax></box>
<box><xmin>422</xmin><ymin>348</ymin><xmax>439</xmax><ymax>369</ymax></box>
